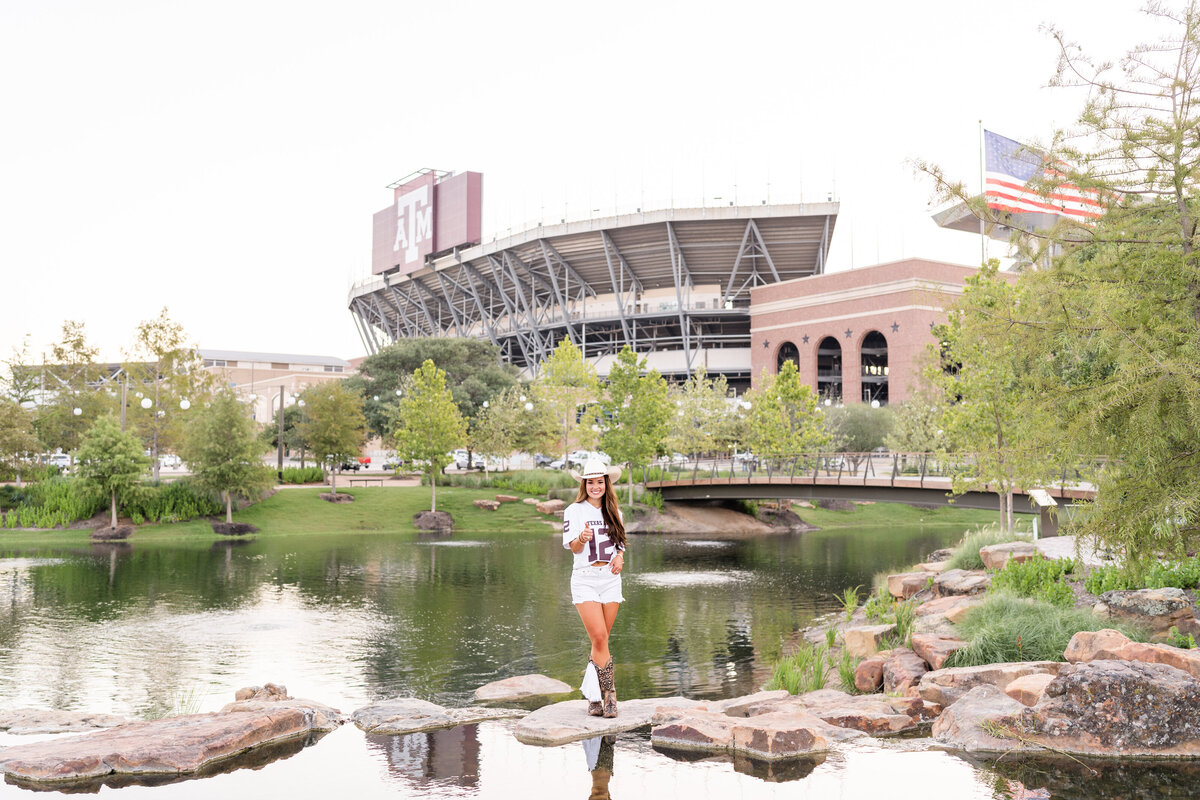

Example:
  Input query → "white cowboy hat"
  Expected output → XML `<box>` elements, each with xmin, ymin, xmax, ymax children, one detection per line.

<box><xmin>569</xmin><ymin>459</ymin><xmax>622</xmax><ymax>483</ymax></box>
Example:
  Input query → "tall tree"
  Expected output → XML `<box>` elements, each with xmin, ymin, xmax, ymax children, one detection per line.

<box><xmin>123</xmin><ymin>308</ymin><xmax>212</xmax><ymax>480</ymax></box>
<box><xmin>928</xmin><ymin>263</ymin><xmax>1057</xmax><ymax>534</ymax></box>
<box><xmin>537</xmin><ymin>338</ymin><xmax>600</xmax><ymax>464</ymax></box>
<box><xmin>0</xmin><ymin>400</ymin><xmax>39</xmax><ymax>486</ymax></box>
<box><xmin>742</xmin><ymin>360</ymin><xmax>830</xmax><ymax>457</ymax></box>
<box><xmin>261</xmin><ymin>404</ymin><xmax>310</xmax><ymax>467</ymax></box>
<box><xmin>665</xmin><ymin>367</ymin><xmax>737</xmax><ymax>458</ymax></box>
<box><xmin>470</xmin><ymin>386</ymin><xmax>527</xmax><ymax>474</ymax></box>
<box><xmin>75</xmin><ymin>416</ymin><xmax>150</xmax><ymax>530</ymax></box>
<box><xmin>885</xmin><ymin>376</ymin><xmax>949</xmax><ymax>455</ymax></box>
<box><xmin>599</xmin><ymin>347</ymin><xmax>671</xmax><ymax>504</ymax></box>
<box><xmin>181</xmin><ymin>390</ymin><xmax>275</xmax><ymax>523</ymax></box>
<box><xmin>36</xmin><ymin>321</ymin><xmax>112</xmax><ymax>458</ymax></box>
<box><xmin>824</xmin><ymin>403</ymin><xmax>895</xmax><ymax>472</ymax></box>
<box><xmin>3</xmin><ymin>336</ymin><xmax>40</xmax><ymax>407</ymax></box>
<box><xmin>390</xmin><ymin>360</ymin><xmax>466</xmax><ymax>512</ymax></box>
<box><xmin>299</xmin><ymin>382</ymin><xmax>367</xmax><ymax>495</ymax></box>
<box><xmin>346</xmin><ymin>337</ymin><xmax>518</xmax><ymax>442</ymax></box>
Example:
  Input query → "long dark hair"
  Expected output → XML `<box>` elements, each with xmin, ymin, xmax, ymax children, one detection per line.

<box><xmin>574</xmin><ymin>476</ymin><xmax>626</xmax><ymax>549</ymax></box>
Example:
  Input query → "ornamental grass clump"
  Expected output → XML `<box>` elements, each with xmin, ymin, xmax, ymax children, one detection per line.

<box><xmin>943</xmin><ymin>525</ymin><xmax>1033</xmax><ymax>571</ymax></box>
<box><xmin>945</xmin><ymin>593</ymin><xmax>1147</xmax><ymax>668</ymax></box>
<box><xmin>766</xmin><ymin>642</ymin><xmax>829</xmax><ymax>695</ymax></box>
<box><xmin>1084</xmin><ymin>557</ymin><xmax>1200</xmax><ymax>595</ymax></box>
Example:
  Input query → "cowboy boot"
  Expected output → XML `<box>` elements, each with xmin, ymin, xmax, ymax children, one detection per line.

<box><xmin>587</xmin><ymin>660</ymin><xmax>604</xmax><ymax>717</ymax></box>
<box><xmin>597</xmin><ymin>657</ymin><xmax>618</xmax><ymax>718</ymax></box>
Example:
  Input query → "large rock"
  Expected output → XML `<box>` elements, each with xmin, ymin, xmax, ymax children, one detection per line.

<box><xmin>1021</xmin><ymin>659</ymin><xmax>1200</xmax><ymax>757</ymax></box>
<box><xmin>918</xmin><ymin>662</ymin><xmax>1063</xmax><ymax>707</ymax></box>
<box><xmin>978</xmin><ymin>541</ymin><xmax>1040</xmax><ymax>571</ymax></box>
<box><xmin>734</xmin><ymin>689</ymin><xmax>933</xmax><ymax>737</ymax></box>
<box><xmin>915</xmin><ymin>561</ymin><xmax>949</xmax><ymax>573</ymax></box>
<box><xmin>219</xmin><ymin>698</ymin><xmax>345</xmax><ymax>732</ymax></box>
<box><xmin>473</xmin><ymin>674</ymin><xmax>572</xmax><ymax>702</ymax></box>
<box><xmin>933</xmin><ymin>569</ymin><xmax>990</xmax><ymax>597</ymax></box>
<box><xmin>473</xmin><ymin>499</ymin><xmax>500</xmax><ymax>511</ymax></box>
<box><xmin>914</xmin><ymin>594</ymin><xmax>982</xmax><ymax>620</ymax></box>
<box><xmin>1094</xmin><ymin>587</ymin><xmax>1194</xmax><ymax>637</ymax></box>
<box><xmin>0</xmin><ymin>702</ymin><xmax>342</xmax><ymax>785</ymax></box>
<box><xmin>843</xmin><ymin>624</ymin><xmax>896</xmax><ymax>658</ymax></box>
<box><xmin>712</xmin><ymin>690</ymin><xmax>790</xmax><ymax>717</ymax></box>
<box><xmin>887</xmin><ymin>572</ymin><xmax>930</xmax><ymax>600</ymax></box>
<box><xmin>854</xmin><ymin>656</ymin><xmax>885</xmax><ymax>693</ymax></box>
<box><xmin>514</xmin><ymin>697</ymin><xmax>702</xmax><ymax>745</ymax></box>
<box><xmin>351</xmin><ymin>698</ymin><xmax>525</xmax><ymax>735</ymax></box>
<box><xmin>910</xmin><ymin>633</ymin><xmax>966</xmax><ymax>670</ymax></box>
<box><xmin>882</xmin><ymin>647</ymin><xmax>928</xmax><ymax>693</ymax></box>
<box><xmin>234</xmin><ymin>682</ymin><xmax>289</xmax><ymax>702</ymax></box>
<box><xmin>535</xmin><ymin>499</ymin><xmax>566</xmax><ymax>515</ymax></box>
<box><xmin>0</xmin><ymin>709</ymin><xmax>128</xmax><ymax>735</ymax></box>
<box><xmin>652</xmin><ymin>708</ymin><xmax>830</xmax><ymax>761</ymax></box>
<box><xmin>495</xmin><ymin>494</ymin><xmax>519</xmax><ymax>503</ymax></box>
<box><xmin>931</xmin><ymin>684</ymin><xmax>1032</xmax><ymax>754</ymax></box>
<box><xmin>1064</xmin><ymin>628</ymin><xmax>1200</xmax><ymax>681</ymax></box>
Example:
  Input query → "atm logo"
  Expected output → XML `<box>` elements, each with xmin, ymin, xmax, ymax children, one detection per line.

<box><xmin>393</xmin><ymin>183</ymin><xmax>433</xmax><ymax>265</ymax></box>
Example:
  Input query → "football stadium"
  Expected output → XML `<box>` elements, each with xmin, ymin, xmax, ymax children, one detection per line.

<box><xmin>347</xmin><ymin>170</ymin><xmax>837</xmax><ymax>391</ymax></box>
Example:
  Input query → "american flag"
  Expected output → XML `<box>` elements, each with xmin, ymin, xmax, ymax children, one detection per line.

<box><xmin>984</xmin><ymin>130</ymin><xmax>1105</xmax><ymax>222</ymax></box>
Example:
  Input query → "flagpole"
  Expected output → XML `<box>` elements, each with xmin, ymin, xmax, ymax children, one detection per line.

<box><xmin>978</xmin><ymin>120</ymin><xmax>987</xmax><ymax>265</ymax></box>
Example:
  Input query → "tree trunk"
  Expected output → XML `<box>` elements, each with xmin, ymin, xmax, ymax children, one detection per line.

<box><xmin>330</xmin><ymin>469</ymin><xmax>337</xmax><ymax>495</ymax></box>
<box><xmin>225</xmin><ymin>490</ymin><xmax>233</xmax><ymax>523</ymax></box>
<box><xmin>110</xmin><ymin>491</ymin><xmax>118</xmax><ymax>529</ymax></box>
<box><xmin>628</xmin><ymin>471</ymin><xmax>634</xmax><ymax>506</ymax></box>
<box><xmin>431</xmin><ymin>471</ymin><xmax>437</xmax><ymax>513</ymax></box>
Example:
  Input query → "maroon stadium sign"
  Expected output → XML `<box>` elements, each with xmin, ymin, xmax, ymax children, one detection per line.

<box><xmin>372</xmin><ymin>171</ymin><xmax>482</xmax><ymax>276</ymax></box>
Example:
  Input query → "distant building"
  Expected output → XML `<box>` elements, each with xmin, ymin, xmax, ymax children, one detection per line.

<box><xmin>749</xmin><ymin>259</ymin><xmax>984</xmax><ymax>405</ymax></box>
<box><xmin>199</xmin><ymin>349</ymin><xmax>354</xmax><ymax>422</ymax></box>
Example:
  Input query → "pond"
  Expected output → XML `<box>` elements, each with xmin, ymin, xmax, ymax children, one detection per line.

<box><xmin>0</xmin><ymin>519</ymin><xmax>1184</xmax><ymax>798</ymax></box>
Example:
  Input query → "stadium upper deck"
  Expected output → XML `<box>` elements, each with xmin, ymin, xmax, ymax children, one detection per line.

<box><xmin>348</xmin><ymin>202</ymin><xmax>837</xmax><ymax>385</ymax></box>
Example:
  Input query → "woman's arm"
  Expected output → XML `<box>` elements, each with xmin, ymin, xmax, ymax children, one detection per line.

<box><xmin>569</xmin><ymin>524</ymin><xmax>593</xmax><ymax>554</ymax></box>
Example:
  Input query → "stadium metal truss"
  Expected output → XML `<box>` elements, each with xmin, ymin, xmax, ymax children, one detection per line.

<box><xmin>348</xmin><ymin>204</ymin><xmax>837</xmax><ymax>379</ymax></box>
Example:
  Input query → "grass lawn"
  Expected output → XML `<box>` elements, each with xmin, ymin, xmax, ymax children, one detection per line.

<box><xmin>0</xmin><ymin>485</ymin><xmax>1017</xmax><ymax>545</ymax></box>
<box><xmin>786</xmin><ymin>501</ymin><xmax>1013</xmax><ymax>530</ymax></box>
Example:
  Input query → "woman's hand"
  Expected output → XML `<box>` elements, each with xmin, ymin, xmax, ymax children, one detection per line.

<box><xmin>610</xmin><ymin>553</ymin><xmax>623</xmax><ymax>574</ymax></box>
<box><xmin>579</xmin><ymin>524</ymin><xmax>593</xmax><ymax>545</ymax></box>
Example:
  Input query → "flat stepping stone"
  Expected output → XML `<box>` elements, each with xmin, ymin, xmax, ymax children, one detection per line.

<box><xmin>514</xmin><ymin>697</ymin><xmax>704</xmax><ymax>746</ymax></box>
<box><xmin>0</xmin><ymin>701</ymin><xmax>343</xmax><ymax>786</ymax></box>
<box><xmin>0</xmin><ymin>709</ymin><xmax>128</xmax><ymax>735</ymax></box>
<box><xmin>351</xmin><ymin>698</ymin><xmax>526</xmax><ymax>735</ymax></box>
<box><xmin>474</xmin><ymin>674</ymin><xmax>572</xmax><ymax>702</ymax></box>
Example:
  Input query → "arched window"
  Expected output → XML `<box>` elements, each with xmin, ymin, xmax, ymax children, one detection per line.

<box><xmin>776</xmin><ymin>341</ymin><xmax>799</xmax><ymax>373</ymax></box>
<box><xmin>816</xmin><ymin>337</ymin><xmax>842</xmax><ymax>401</ymax></box>
<box><xmin>861</xmin><ymin>331</ymin><xmax>888</xmax><ymax>405</ymax></box>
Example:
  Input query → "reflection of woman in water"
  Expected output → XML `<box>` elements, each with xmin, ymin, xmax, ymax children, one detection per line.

<box><xmin>582</xmin><ymin>734</ymin><xmax>615</xmax><ymax>800</ymax></box>
<box><xmin>562</xmin><ymin>459</ymin><xmax>626</xmax><ymax>718</ymax></box>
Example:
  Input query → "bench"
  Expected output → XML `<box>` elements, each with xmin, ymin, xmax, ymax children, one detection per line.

<box><xmin>348</xmin><ymin>477</ymin><xmax>384</xmax><ymax>487</ymax></box>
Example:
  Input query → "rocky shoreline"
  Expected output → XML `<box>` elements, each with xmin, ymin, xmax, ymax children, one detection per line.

<box><xmin>3</xmin><ymin>536</ymin><xmax>1198</xmax><ymax>790</ymax></box>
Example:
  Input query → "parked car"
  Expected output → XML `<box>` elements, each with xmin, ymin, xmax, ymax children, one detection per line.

<box><xmin>338</xmin><ymin>461</ymin><xmax>362</xmax><ymax>472</ymax></box>
<box><xmin>45</xmin><ymin>453</ymin><xmax>71</xmax><ymax>471</ymax></box>
<box><xmin>533</xmin><ymin>453</ymin><xmax>554</xmax><ymax>468</ymax></box>
<box><xmin>159</xmin><ymin>454</ymin><xmax>182</xmax><ymax>469</ymax></box>
<box><xmin>670</xmin><ymin>453</ymin><xmax>689</xmax><ymax>465</ymax></box>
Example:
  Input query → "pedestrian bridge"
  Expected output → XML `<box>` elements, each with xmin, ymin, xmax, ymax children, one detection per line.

<box><xmin>641</xmin><ymin>453</ymin><xmax>1095</xmax><ymax>514</ymax></box>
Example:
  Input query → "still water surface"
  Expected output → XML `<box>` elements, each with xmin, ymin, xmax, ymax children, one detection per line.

<box><xmin>0</xmin><ymin>523</ymin><xmax>1184</xmax><ymax>798</ymax></box>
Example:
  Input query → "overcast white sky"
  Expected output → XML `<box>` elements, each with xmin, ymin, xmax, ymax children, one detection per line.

<box><xmin>0</xmin><ymin>0</ymin><xmax>1156</xmax><ymax>364</ymax></box>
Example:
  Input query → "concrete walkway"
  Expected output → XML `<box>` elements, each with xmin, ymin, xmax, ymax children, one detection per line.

<box><xmin>1034</xmin><ymin>534</ymin><xmax>1116</xmax><ymax>567</ymax></box>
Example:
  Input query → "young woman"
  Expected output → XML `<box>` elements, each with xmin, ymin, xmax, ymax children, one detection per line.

<box><xmin>563</xmin><ymin>459</ymin><xmax>626</xmax><ymax>718</ymax></box>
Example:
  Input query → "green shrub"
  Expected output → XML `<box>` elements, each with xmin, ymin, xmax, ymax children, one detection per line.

<box><xmin>429</xmin><ymin>469</ymin><xmax>578</xmax><ymax>496</ymax></box>
<box><xmin>834</xmin><ymin>650</ymin><xmax>861</xmax><ymax>694</ymax></box>
<box><xmin>281</xmin><ymin>466</ymin><xmax>325</xmax><ymax>484</ymax></box>
<box><xmin>893</xmin><ymin>599</ymin><xmax>916</xmax><ymax>645</ymax></box>
<box><xmin>765</xmin><ymin>642</ymin><xmax>829</xmax><ymax>694</ymax></box>
<box><xmin>14</xmin><ymin>478</ymin><xmax>106</xmax><ymax>528</ymax></box>
<box><xmin>946</xmin><ymin>593</ymin><xmax>1147</xmax><ymax>667</ymax></box>
<box><xmin>0</xmin><ymin>485</ymin><xmax>26</xmax><ymax>511</ymax></box>
<box><xmin>642</xmin><ymin>490</ymin><xmax>664</xmax><ymax>512</ymax></box>
<box><xmin>863</xmin><ymin>587</ymin><xmax>894</xmax><ymax>622</ymax></box>
<box><xmin>943</xmin><ymin>525</ymin><xmax>1033</xmax><ymax>571</ymax></box>
<box><xmin>1084</xmin><ymin>557</ymin><xmax>1200</xmax><ymax>595</ymax></box>
<box><xmin>1167</xmin><ymin>627</ymin><xmax>1197</xmax><ymax>649</ymax></box>
<box><xmin>124</xmin><ymin>479</ymin><xmax>222</xmax><ymax>524</ymax></box>
<box><xmin>989</xmin><ymin>557</ymin><xmax>1077</xmax><ymax>608</ymax></box>
<box><xmin>837</xmin><ymin>585</ymin><xmax>860</xmax><ymax>622</ymax></box>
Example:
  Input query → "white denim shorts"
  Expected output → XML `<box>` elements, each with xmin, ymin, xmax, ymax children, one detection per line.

<box><xmin>571</xmin><ymin>565</ymin><xmax>624</xmax><ymax>604</ymax></box>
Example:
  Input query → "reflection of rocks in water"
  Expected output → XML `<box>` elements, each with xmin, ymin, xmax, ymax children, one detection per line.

<box><xmin>732</xmin><ymin>752</ymin><xmax>823</xmax><ymax>783</ymax></box>
<box><xmin>653</xmin><ymin>745</ymin><xmax>823</xmax><ymax>784</ymax></box>
<box><xmin>365</xmin><ymin>724</ymin><xmax>480</xmax><ymax>788</ymax></box>
<box><xmin>4</xmin><ymin>731</ymin><xmax>320</xmax><ymax>794</ymax></box>
<box><xmin>967</xmin><ymin>754</ymin><xmax>1200</xmax><ymax>800</ymax></box>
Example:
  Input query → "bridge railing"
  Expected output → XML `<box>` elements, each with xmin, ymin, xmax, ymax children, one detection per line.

<box><xmin>639</xmin><ymin>452</ymin><xmax>976</xmax><ymax>488</ymax></box>
<box><xmin>640</xmin><ymin>452</ymin><xmax>1101</xmax><ymax>494</ymax></box>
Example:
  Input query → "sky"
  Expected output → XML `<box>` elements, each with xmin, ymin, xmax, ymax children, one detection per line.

<box><xmin>0</xmin><ymin>0</ymin><xmax>1158</xmax><ymax>365</ymax></box>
